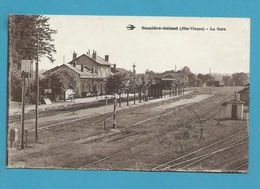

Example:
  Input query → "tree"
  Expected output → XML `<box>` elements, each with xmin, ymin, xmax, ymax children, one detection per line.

<box><xmin>197</xmin><ymin>74</ymin><xmax>215</xmax><ymax>86</ymax></box>
<box><xmin>196</xmin><ymin>78</ymin><xmax>203</xmax><ymax>87</ymax></box>
<box><xmin>231</xmin><ymin>72</ymin><xmax>249</xmax><ymax>86</ymax></box>
<box><xmin>181</xmin><ymin>66</ymin><xmax>191</xmax><ymax>75</ymax></box>
<box><xmin>135</xmin><ymin>74</ymin><xmax>152</xmax><ymax>102</ymax></box>
<box><xmin>105</xmin><ymin>73</ymin><xmax>126</xmax><ymax>95</ymax></box>
<box><xmin>173</xmin><ymin>66</ymin><xmax>197</xmax><ymax>87</ymax></box>
<box><xmin>105</xmin><ymin>72</ymin><xmax>128</xmax><ymax>107</ymax></box>
<box><xmin>41</xmin><ymin>69</ymin><xmax>78</xmax><ymax>101</ymax></box>
<box><xmin>9</xmin><ymin>15</ymin><xmax>57</xmax><ymax>101</ymax></box>
<box><xmin>222</xmin><ymin>75</ymin><xmax>231</xmax><ymax>86</ymax></box>
<box><xmin>187</xmin><ymin>73</ymin><xmax>197</xmax><ymax>87</ymax></box>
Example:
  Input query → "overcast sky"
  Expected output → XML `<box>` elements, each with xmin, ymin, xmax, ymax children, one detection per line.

<box><xmin>39</xmin><ymin>15</ymin><xmax>250</xmax><ymax>74</ymax></box>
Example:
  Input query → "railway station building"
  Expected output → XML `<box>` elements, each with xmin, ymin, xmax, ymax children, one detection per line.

<box><xmin>42</xmin><ymin>51</ymin><xmax>119</xmax><ymax>100</ymax></box>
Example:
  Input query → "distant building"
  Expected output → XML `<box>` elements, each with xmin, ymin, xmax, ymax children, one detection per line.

<box><xmin>43</xmin><ymin>51</ymin><xmax>117</xmax><ymax>100</ymax></box>
<box><xmin>238</xmin><ymin>84</ymin><xmax>249</xmax><ymax>106</ymax></box>
<box><xmin>111</xmin><ymin>64</ymin><xmax>129</xmax><ymax>74</ymax></box>
<box><xmin>148</xmin><ymin>74</ymin><xmax>185</xmax><ymax>99</ymax></box>
<box><xmin>215</xmin><ymin>81</ymin><xmax>225</xmax><ymax>87</ymax></box>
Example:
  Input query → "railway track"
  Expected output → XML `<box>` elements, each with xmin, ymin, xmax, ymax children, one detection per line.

<box><xmin>77</xmin><ymin>93</ymin><xmax>247</xmax><ymax>170</ymax></box>
<box><xmin>79</xmin><ymin>134</ymin><xmax>156</xmax><ymax>169</ymax></box>
<box><xmin>152</xmin><ymin>128</ymin><xmax>248</xmax><ymax>171</ymax></box>
<box><xmin>26</xmin><ymin>112</ymin><xmax>112</xmax><ymax>133</ymax></box>
<box><xmin>25</xmin><ymin>90</ymin><xmax>226</xmax><ymax>139</ymax></box>
<box><xmin>233</xmin><ymin>162</ymin><xmax>248</xmax><ymax>171</ymax></box>
<box><xmin>9</xmin><ymin>87</ymin><xmax>249</xmax><ymax>171</ymax></box>
<box><xmin>162</xmin><ymin>138</ymin><xmax>247</xmax><ymax>171</ymax></box>
<box><xmin>79</xmin><ymin>128</ymin><xmax>247</xmax><ymax>170</ymax></box>
<box><xmin>24</xmin><ymin>91</ymin><xmax>203</xmax><ymax>134</ymax></box>
<box><xmin>72</xmin><ymin>98</ymin><xmax>214</xmax><ymax>145</ymax></box>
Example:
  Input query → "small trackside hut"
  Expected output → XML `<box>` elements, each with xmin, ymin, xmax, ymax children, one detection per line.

<box><xmin>221</xmin><ymin>97</ymin><xmax>245</xmax><ymax>120</ymax></box>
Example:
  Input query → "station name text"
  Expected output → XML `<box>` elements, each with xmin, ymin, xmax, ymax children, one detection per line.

<box><xmin>141</xmin><ymin>26</ymin><xmax>227</xmax><ymax>31</ymax></box>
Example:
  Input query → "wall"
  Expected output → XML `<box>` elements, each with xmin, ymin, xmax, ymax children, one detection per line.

<box><xmin>80</xmin><ymin>78</ymin><xmax>93</xmax><ymax>96</ymax></box>
<box><xmin>237</xmin><ymin>104</ymin><xmax>244</xmax><ymax>120</ymax></box>
<box><xmin>47</xmin><ymin>65</ymin><xmax>81</xmax><ymax>98</ymax></box>
<box><xmin>71</xmin><ymin>55</ymin><xmax>111</xmax><ymax>77</ymax></box>
<box><xmin>220</xmin><ymin>103</ymin><xmax>244</xmax><ymax>120</ymax></box>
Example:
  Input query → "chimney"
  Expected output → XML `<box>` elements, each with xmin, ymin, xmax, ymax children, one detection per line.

<box><xmin>113</xmin><ymin>64</ymin><xmax>116</xmax><ymax>69</ymax></box>
<box><xmin>105</xmin><ymin>55</ymin><xmax>109</xmax><ymax>62</ymax></box>
<box><xmin>73</xmin><ymin>51</ymin><xmax>77</xmax><ymax>60</ymax></box>
<box><xmin>73</xmin><ymin>60</ymin><xmax>77</xmax><ymax>67</ymax></box>
<box><xmin>81</xmin><ymin>64</ymin><xmax>84</xmax><ymax>72</ymax></box>
<box><xmin>87</xmin><ymin>49</ymin><xmax>90</xmax><ymax>55</ymax></box>
<box><xmin>92</xmin><ymin>50</ymin><xmax>96</xmax><ymax>59</ymax></box>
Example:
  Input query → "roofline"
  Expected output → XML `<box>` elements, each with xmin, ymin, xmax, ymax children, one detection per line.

<box><xmin>43</xmin><ymin>64</ymin><xmax>81</xmax><ymax>76</ymax></box>
<box><xmin>161</xmin><ymin>78</ymin><xmax>177</xmax><ymax>81</ymax></box>
<box><xmin>62</xmin><ymin>64</ymin><xmax>81</xmax><ymax>76</ymax></box>
<box><xmin>42</xmin><ymin>66</ymin><xmax>60</xmax><ymax>75</ymax></box>
<box><xmin>228</xmin><ymin>99</ymin><xmax>245</xmax><ymax>104</ymax></box>
<box><xmin>238</xmin><ymin>88</ymin><xmax>249</xmax><ymax>93</ymax></box>
<box><xmin>42</xmin><ymin>64</ymin><xmax>107</xmax><ymax>78</ymax></box>
<box><xmin>80</xmin><ymin>76</ymin><xmax>107</xmax><ymax>79</ymax></box>
<box><xmin>68</xmin><ymin>54</ymin><xmax>113</xmax><ymax>66</ymax></box>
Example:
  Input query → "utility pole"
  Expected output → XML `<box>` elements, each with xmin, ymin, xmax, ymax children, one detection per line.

<box><xmin>103</xmin><ymin>96</ymin><xmax>108</xmax><ymax>129</ymax></box>
<box><xmin>119</xmin><ymin>94</ymin><xmax>121</xmax><ymax>107</ymax></box>
<box><xmin>113</xmin><ymin>94</ymin><xmax>117</xmax><ymax>129</ymax></box>
<box><xmin>133</xmin><ymin>63</ymin><xmax>136</xmax><ymax>105</ymax></box>
<box><xmin>134</xmin><ymin>90</ymin><xmax>136</xmax><ymax>104</ymax></box>
<box><xmin>217</xmin><ymin>106</ymin><xmax>221</xmax><ymax>125</ymax></box>
<box><xmin>72</xmin><ymin>94</ymin><xmax>75</xmax><ymax>114</ymax></box>
<box><xmin>20</xmin><ymin>60</ymin><xmax>31</xmax><ymax>149</ymax></box>
<box><xmin>127</xmin><ymin>91</ymin><xmax>129</xmax><ymax>106</ymax></box>
<box><xmin>35</xmin><ymin>31</ymin><xmax>39</xmax><ymax>142</ymax></box>
<box><xmin>21</xmin><ymin>72</ymin><xmax>26</xmax><ymax>149</ymax></box>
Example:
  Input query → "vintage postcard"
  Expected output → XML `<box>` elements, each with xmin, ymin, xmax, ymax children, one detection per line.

<box><xmin>7</xmin><ymin>15</ymin><xmax>250</xmax><ymax>172</ymax></box>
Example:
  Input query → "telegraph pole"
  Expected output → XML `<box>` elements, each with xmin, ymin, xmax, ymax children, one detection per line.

<box><xmin>21</xmin><ymin>72</ymin><xmax>26</xmax><ymax>149</ymax></box>
<box><xmin>35</xmin><ymin>31</ymin><xmax>39</xmax><ymax>142</ymax></box>
<box><xmin>104</xmin><ymin>96</ymin><xmax>108</xmax><ymax>129</ymax></box>
<box><xmin>20</xmin><ymin>60</ymin><xmax>31</xmax><ymax>149</ymax></box>
<box><xmin>112</xmin><ymin>94</ymin><xmax>117</xmax><ymax>129</ymax></box>
<box><xmin>133</xmin><ymin>63</ymin><xmax>136</xmax><ymax>105</ymax></box>
<box><xmin>127</xmin><ymin>91</ymin><xmax>129</xmax><ymax>106</ymax></box>
<box><xmin>217</xmin><ymin>106</ymin><xmax>221</xmax><ymax>125</ymax></box>
<box><xmin>73</xmin><ymin>94</ymin><xmax>75</xmax><ymax>114</ymax></box>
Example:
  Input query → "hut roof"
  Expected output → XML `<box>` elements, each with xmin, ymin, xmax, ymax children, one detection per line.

<box><xmin>221</xmin><ymin>99</ymin><xmax>245</xmax><ymax>106</ymax></box>
<box><xmin>238</xmin><ymin>87</ymin><xmax>249</xmax><ymax>94</ymax></box>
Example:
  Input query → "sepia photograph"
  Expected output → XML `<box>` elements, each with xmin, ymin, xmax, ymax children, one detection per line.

<box><xmin>7</xmin><ymin>15</ymin><xmax>250</xmax><ymax>172</ymax></box>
